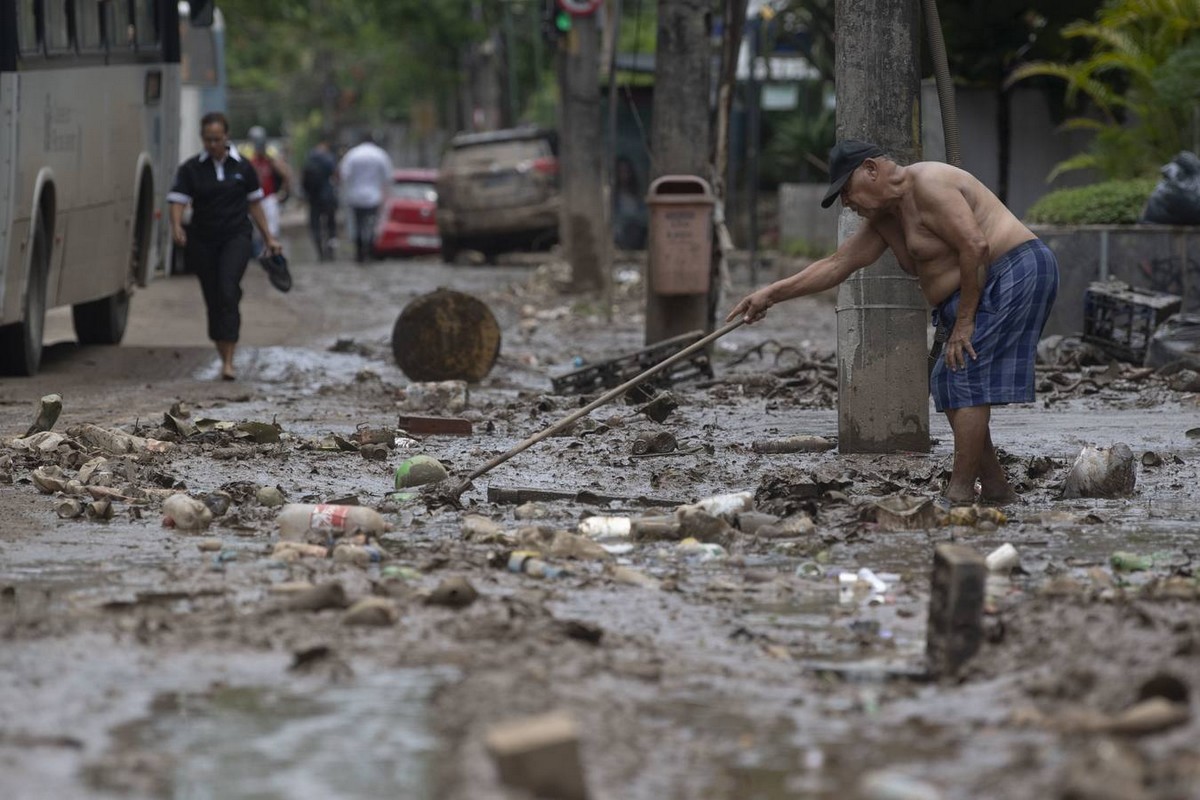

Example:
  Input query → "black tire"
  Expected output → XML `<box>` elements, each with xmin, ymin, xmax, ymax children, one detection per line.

<box><xmin>440</xmin><ymin>237</ymin><xmax>460</xmax><ymax>264</ymax></box>
<box><xmin>72</xmin><ymin>290</ymin><xmax>130</xmax><ymax>345</ymax></box>
<box><xmin>0</xmin><ymin>220</ymin><xmax>49</xmax><ymax>376</ymax></box>
<box><xmin>74</xmin><ymin>183</ymin><xmax>146</xmax><ymax>345</ymax></box>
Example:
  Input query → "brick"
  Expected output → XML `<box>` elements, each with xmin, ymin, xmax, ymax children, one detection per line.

<box><xmin>926</xmin><ymin>543</ymin><xmax>986</xmax><ymax>678</ymax></box>
<box><xmin>396</xmin><ymin>414</ymin><xmax>473</xmax><ymax>435</ymax></box>
<box><xmin>485</xmin><ymin>710</ymin><xmax>589</xmax><ymax>800</ymax></box>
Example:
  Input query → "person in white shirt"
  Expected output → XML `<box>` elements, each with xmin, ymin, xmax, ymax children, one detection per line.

<box><xmin>338</xmin><ymin>133</ymin><xmax>394</xmax><ymax>263</ymax></box>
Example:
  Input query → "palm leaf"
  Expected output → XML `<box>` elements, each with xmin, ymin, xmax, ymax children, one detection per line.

<box><xmin>1047</xmin><ymin>153</ymin><xmax>1100</xmax><ymax>183</ymax></box>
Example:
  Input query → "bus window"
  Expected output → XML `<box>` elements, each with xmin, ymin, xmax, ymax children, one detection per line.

<box><xmin>76</xmin><ymin>0</ymin><xmax>103</xmax><ymax>52</ymax></box>
<box><xmin>131</xmin><ymin>0</ymin><xmax>159</xmax><ymax>48</ymax></box>
<box><xmin>16</xmin><ymin>0</ymin><xmax>42</xmax><ymax>54</ymax></box>
<box><xmin>180</xmin><ymin>23</ymin><xmax>216</xmax><ymax>85</ymax></box>
<box><xmin>99</xmin><ymin>0</ymin><xmax>123</xmax><ymax>48</ymax></box>
<box><xmin>44</xmin><ymin>0</ymin><xmax>74</xmax><ymax>54</ymax></box>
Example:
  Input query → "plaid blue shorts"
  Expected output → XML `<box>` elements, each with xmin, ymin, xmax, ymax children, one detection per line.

<box><xmin>930</xmin><ymin>238</ymin><xmax>1059</xmax><ymax>412</ymax></box>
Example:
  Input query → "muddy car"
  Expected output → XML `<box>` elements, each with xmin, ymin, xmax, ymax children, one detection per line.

<box><xmin>435</xmin><ymin>128</ymin><xmax>560</xmax><ymax>263</ymax></box>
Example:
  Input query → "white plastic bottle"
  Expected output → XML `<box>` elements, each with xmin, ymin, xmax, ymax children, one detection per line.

<box><xmin>276</xmin><ymin>504</ymin><xmax>390</xmax><ymax>542</ymax></box>
<box><xmin>578</xmin><ymin>516</ymin><xmax>632</xmax><ymax>540</ymax></box>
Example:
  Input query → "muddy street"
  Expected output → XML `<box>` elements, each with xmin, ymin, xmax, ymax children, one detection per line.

<box><xmin>1</xmin><ymin>248</ymin><xmax>1199</xmax><ymax>800</ymax></box>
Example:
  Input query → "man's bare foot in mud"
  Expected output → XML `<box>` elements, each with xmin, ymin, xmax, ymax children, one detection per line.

<box><xmin>942</xmin><ymin>482</ymin><xmax>977</xmax><ymax>506</ymax></box>
<box><xmin>979</xmin><ymin>490</ymin><xmax>1019</xmax><ymax>506</ymax></box>
<box><xmin>979</xmin><ymin>475</ymin><xmax>1019</xmax><ymax>506</ymax></box>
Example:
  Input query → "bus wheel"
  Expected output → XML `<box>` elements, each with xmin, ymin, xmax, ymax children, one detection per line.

<box><xmin>72</xmin><ymin>290</ymin><xmax>130</xmax><ymax>345</ymax></box>
<box><xmin>0</xmin><ymin>219</ymin><xmax>49</xmax><ymax>376</ymax></box>
<box><xmin>73</xmin><ymin>185</ymin><xmax>144</xmax><ymax>345</ymax></box>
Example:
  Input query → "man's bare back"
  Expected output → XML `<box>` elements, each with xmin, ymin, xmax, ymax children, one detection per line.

<box><xmin>865</xmin><ymin>162</ymin><xmax>1036</xmax><ymax>306</ymax></box>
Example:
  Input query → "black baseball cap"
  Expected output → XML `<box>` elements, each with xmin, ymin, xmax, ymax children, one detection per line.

<box><xmin>820</xmin><ymin>140</ymin><xmax>886</xmax><ymax>208</ymax></box>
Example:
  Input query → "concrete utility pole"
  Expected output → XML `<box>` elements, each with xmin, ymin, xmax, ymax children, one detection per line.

<box><xmin>646</xmin><ymin>0</ymin><xmax>714</xmax><ymax>344</ymax></box>
<box><xmin>557</xmin><ymin>10</ymin><xmax>609</xmax><ymax>292</ymax></box>
<box><xmin>834</xmin><ymin>0</ymin><xmax>929</xmax><ymax>453</ymax></box>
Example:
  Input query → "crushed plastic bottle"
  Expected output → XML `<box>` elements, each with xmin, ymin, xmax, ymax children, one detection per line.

<box><xmin>578</xmin><ymin>516</ymin><xmax>632</xmax><ymax>540</ymax></box>
<box><xmin>985</xmin><ymin>543</ymin><xmax>1020</xmax><ymax>573</ymax></box>
<box><xmin>276</xmin><ymin>503</ymin><xmax>390</xmax><ymax>542</ymax></box>
<box><xmin>507</xmin><ymin>550</ymin><xmax>564</xmax><ymax>579</ymax></box>
<box><xmin>677</xmin><ymin>491</ymin><xmax>753</xmax><ymax>519</ymax></box>
<box><xmin>162</xmin><ymin>493</ymin><xmax>214</xmax><ymax>531</ymax></box>
<box><xmin>675</xmin><ymin>538</ymin><xmax>727</xmax><ymax>562</ymax></box>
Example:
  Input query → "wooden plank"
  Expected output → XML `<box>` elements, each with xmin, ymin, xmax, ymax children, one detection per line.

<box><xmin>487</xmin><ymin>485</ymin><xmax>681</xmax><ymax>508</ymax></box>
<box><xmin>396</xmin><ymin>415</ymin><xmax>473</xmax><ymax>435</ymax></box>
<box><xmin>926</xmin><ymin>543</ymin><xmax>986</xmax><ymax>679</ymax></box>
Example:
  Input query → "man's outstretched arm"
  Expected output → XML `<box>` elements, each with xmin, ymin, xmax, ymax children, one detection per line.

<box><xmin>726</xmin><ymin>223</ymin><xmax>889</xmax><ymax>323</ymax></box>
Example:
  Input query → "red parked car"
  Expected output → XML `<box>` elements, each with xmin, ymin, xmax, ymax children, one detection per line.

<box><xmin>373</xmin><ymin>169</ymin><xmax>441</xmax><ymax>257</ymax></box>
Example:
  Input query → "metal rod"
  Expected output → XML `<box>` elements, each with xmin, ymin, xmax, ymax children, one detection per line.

<box><xmin>451</xmin><ymin>317</ymin><xmax>746</xmax><ymax>496</ymax></box>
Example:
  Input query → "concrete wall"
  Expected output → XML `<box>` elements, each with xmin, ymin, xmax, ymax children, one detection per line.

<box><xmin>1035</xmin><ymin>225</ymin><xmax>1200</xmax><ymax>336</ymax></box>
<box><xmin>921</xmin><ymin>82</ymin><xmax>1095</xmax><ymax>219</ymax></box>
<box><xmin>779</xmin><ymin>84</ymin><xmax>1099</xmax><ymax>251</ymax></box>
<box><xmin>779</xmin><ymin>184</ymin><xmax>840</xmax><ymax>253</ymax></box>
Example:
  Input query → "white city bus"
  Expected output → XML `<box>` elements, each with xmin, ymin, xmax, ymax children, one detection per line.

<box><xmin>0</xmin><ymin>0</ymin><xmax>213</xmax><ymax>375</ymax></box>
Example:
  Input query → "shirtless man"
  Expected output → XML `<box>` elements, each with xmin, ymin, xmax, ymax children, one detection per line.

<box><xmin>727</xmin><ymin>140</ymin><xmax>1059</xmax><ymax>505</ymax></box>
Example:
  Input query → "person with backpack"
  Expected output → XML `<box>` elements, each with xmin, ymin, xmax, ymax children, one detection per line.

<box><xmin>302</xmin><ymin>135</ymin><xmax>339</xmax><ymax>261</ymax></box>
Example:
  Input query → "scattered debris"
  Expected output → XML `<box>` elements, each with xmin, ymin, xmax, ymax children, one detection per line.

<box><xmin>985</xmin><ymin>543</ymin><xmax>1020</xmax><ymax>574</ymax></box>
<box><xmin>507</xmin><ymin>550</ymin><xmax>565</xmax><ymax>579</ymax></box>
<box><xmin>256</xmin><ymin>486</ymin><xmax>285</xmax><ymax>507</ymax></box>
<box><xmin>25</xmin><ymin>393</ymin><xmax>62</xmax><ymax>437</ymax></box>
<box><xmin>926</xmin><ymin>544</ymin><xmax>985</xmax><ymax>679</ymax></box>
<box><xmin>162</xmin><ymin>494</ymin><xmax>213</xmax><ymax>531</ymax></box>
<box><xmin>395</xmin><ymin>455</ymin><xmax>450</xmax><ymax>488</ymax></box>
<box><xmin>551</xmin><ymin>330</ymin><xmax>712</xmax><ymax>396</ymax></box>
<box><xmin>486</xmin><ymin>485</ymin><xmax>680</xmax><ymax>508</ymax></box>
<box><xmin>398</xmin><ymin>380</ymin><xmax>469</xmax><ymax>414</ymax></box>
<box><xmin>484</xmin><ymin>710</ymin><xmax>589</xmax><ymax>800</ymax></box>
<box><xmin>751</xmin><ymin>435</ymin><xmax>836</xmax><ymax>454</ymax></box>
<box><xmin>276</xmin><ymin>503</ymin><xmax>390</xmax><ymax>542</ymax></box>
<box><xmin>396</xmin><ymin>415</ymin><xmax>473</xmax><ymax>436</ymax></box>
<box><xmin>631</xmin><ymin>430</ymin><xmax>677</xmax><ymax>455</ymax></box>
<box><xmin>342</xmin><ymin>597</ymin><xmax>399</xmax><ymax>627</ymax></box>
<box><xmin>1062</xmin><ymin>444</ymin><xmax>1137</xmax><ymax>498</ymax></box>
<box><xmin>426</xmin><ymin>577</ymin><xmax>479</xmax><ymax>608</ymax></box>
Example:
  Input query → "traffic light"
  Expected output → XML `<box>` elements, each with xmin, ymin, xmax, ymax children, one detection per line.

<box><xmin>542</xmin><ymin>0</ymin><xmax>572</xmax><ymax>44</ymax></box>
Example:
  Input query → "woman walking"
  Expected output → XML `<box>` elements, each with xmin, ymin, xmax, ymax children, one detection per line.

<box><xmin>168</xmin><ymin>112</ymin><xmax>283</xmax><ymax>380</ymax></box>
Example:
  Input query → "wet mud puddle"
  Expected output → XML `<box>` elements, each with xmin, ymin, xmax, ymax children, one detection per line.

<box><xmin>100</xmin><ymin>669</ymin><xmax>449</xmax><ymax>799</ymax></box>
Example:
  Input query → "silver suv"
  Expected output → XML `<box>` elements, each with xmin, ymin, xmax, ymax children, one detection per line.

<box><xmin>435</xmin><ymin>128</ymin><xmax>560</xmax><ymax>262</ymax></box>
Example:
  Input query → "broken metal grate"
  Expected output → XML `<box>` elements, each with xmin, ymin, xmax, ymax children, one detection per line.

<box><xmin>550</xmin><ymin>330</ymin><xmax>714</xmax><ymax>396</ymax></box>
<box><xmin>1082</xmin><ymin>281</ymin><xmax>1181</xmax><ymax>363</ymax></box>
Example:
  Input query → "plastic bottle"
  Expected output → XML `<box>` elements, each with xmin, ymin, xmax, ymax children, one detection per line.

<box><xmin>677</xmin><ymin>491</ymin><xmax>753</xmax><ymax>519</ymax></box>
<box><xmin>276</xmin><ymin>504</ymin><xmax>390</xmax><ymax>542</ymax></box>
<box><xmin>507</xmin><ymin>550</ymin><xmax>564</xmax><ymax>579</ymax></box>
<box><xmin>578</xmin><ymin>516</ymin><xmax>632</xmax><ymax>540</ymax></box>
<box><xmin>985</xmin><ymin>543</ymin><xmax>1020</xmax><ymax>573</ymax></box>
<box><xmin>162</xmin><ymin>493</ymin><xmax>214</xmax><ymax>531</ymax></box>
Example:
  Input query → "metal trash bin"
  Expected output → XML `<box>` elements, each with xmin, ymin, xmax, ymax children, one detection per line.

<box><xmin>646</xmin><ymin>175</ymin><xmax>714</xmax><ymax>295</ymax></box>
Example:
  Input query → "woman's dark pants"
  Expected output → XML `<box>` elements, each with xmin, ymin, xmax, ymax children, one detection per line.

<box><xmin>184</xmin><ymin>233</ymin><xmax>252</xmax><ymax>342</ymax></box>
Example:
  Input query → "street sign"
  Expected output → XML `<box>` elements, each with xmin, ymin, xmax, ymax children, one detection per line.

<box><xmin>557</xmin><ymin>0</ymin><xmax>602</xmax><ymax>16</ymax></box>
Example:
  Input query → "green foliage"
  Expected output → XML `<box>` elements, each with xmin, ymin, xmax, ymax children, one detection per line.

<box><xmin>1006</xmin><ymin>0</ymin><xmax>1200</xmax><ymax>180</ymax></box>
<box><xmin>216</xmin><ymin>0</ymin><xmax>525</xmax><ymax>139</ymax></box>
<box><xmin>1023</xmin><ymin>178</ymin><xmax>1157</xmax><ymax>224</ymax></box>
<box><xmin>762</xmin><ymin>103</ymin><xmax>835</xmax><ymax>185</ymax></box>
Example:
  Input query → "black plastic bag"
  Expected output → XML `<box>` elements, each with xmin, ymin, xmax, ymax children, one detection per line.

<box><xmin>1140</xmin><ymin>151</ymin><xmax>1200</xmax><ymax>225</ymax></box>
<box><xmin>1144</xmin><ymin>312</ymin><xmax>1200</xmax><ymax>370</ymax></box>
